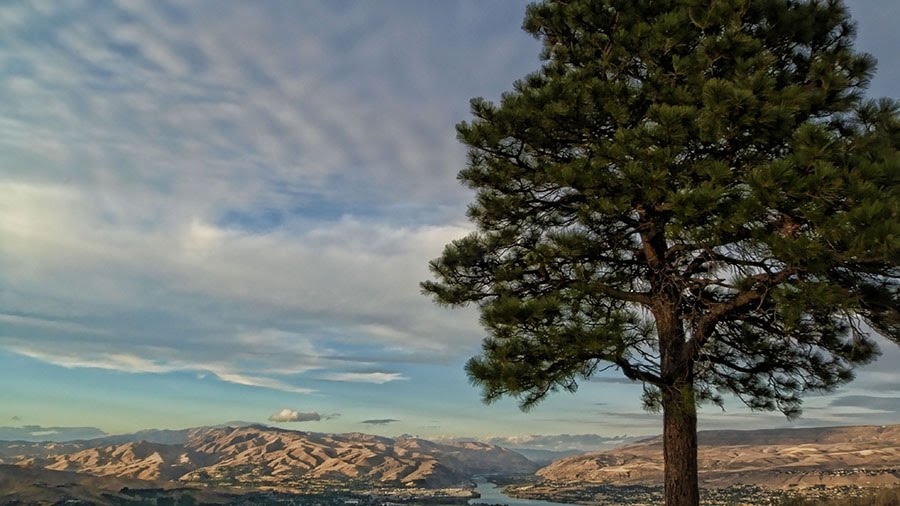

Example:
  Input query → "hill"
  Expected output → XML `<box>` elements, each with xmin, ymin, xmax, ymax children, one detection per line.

<box><xmin>535</xmin><ymin>423</ymin><xmax>900</xmax><ymax>490</ymax></box>
<box><xmin>0</xmin><ymin>464</ymin><xmax>233</xmax><ymax>505</ymax></box>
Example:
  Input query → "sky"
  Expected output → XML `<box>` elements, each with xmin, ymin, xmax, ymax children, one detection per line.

<box><xmin>1</xmin><ymin>0</ymin><xmax>899</xmax><ymax>449</ymax></box>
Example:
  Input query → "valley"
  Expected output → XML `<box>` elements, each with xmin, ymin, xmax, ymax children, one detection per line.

<box><xmin>3</xmin><ymin>423</ymin><xmax>900</xmax><ymax>505</ymax></box>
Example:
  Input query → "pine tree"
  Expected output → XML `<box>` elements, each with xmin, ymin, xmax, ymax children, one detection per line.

<box><xmin>422</xmin><ymin>1</ymin><xmax>900</xmax><ymax>505</ymax></box>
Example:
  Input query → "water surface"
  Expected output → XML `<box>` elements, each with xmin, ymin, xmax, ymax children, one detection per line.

<box><xmin>468</xmin><ymin>479</ymin><xmax>574</xmax><ymax>506</ymax></box>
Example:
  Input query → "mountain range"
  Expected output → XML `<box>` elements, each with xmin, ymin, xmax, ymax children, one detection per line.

<box><xmin>4</xmin><ymin>422</ymin><xmax>900</xmax><ymax>504</ymax></box>
<box><xmin>1</xmin><ymin>424</ymin><xmax>538</xmax><ymax>490</ymax></box>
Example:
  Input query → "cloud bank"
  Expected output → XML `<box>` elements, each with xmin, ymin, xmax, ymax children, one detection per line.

<box><xmin>481</xmin><ymin>434</ymin><xmax>631</xmax><ymax>452</ymax></box>
<box><xmin>0</xmin><ymin>425</ymin><xmax>108</xmax><ymax>442</ymax></box>
<box><xmin>829</xmin><ymin>395</ymin><xmax>900</xmax><ymax>413</ymax></box>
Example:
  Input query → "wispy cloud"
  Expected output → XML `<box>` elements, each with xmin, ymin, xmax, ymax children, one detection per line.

<box><xmin>8</xmin><ymin>346</ymin><xmax>180</xmax><ymax>375</ymax></box>
<box><xmin>5</xmin><ymin>344</ymin><xmax>316</xmax><ymax>394</ymax></box>
<box><xmin>210</xmin><ymin>371</ymin><xmax>315</xmax><ymax>395</ymax></box>
<box><xmin>361</xmin><ymin>419</ymin><xmax>399</xmax><ymax>426</ymax></box>
<box><xmin>0</xmin><ymin>313</ymin><xmax>112</xmax><ymax>336</ymax></box>
<box><xmin>319</xmin><ymin>372</ymin><xmax>409</xmax><ymax>384</ymax></box>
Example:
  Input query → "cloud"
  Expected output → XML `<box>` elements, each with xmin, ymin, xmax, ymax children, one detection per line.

<box><xmin>0</xmin><ymin>425</ymin><xmax>107</xmax><ymax>442</ymax></box>
<box><xmin>480</xmin><ymin>434</ymin><xmax>631</xmax><ymax>452</ymax></box>
<box><xmin>829</xmin><ymin>395</ymin><xmax>900</xmax><ymax>413</ymax></box>
<box><xmin>0</xmin><ymin>313</ymin><xmax>112</xmax><ymax>337</ymax></box>
<box><xmin>319</xmin><ymin>372</ymin><xmax>409</xmax><ymax>384</ymax></box>
<box><xmin>6</xmin><ymin>0</ymin><xmax>896</xmax><ymax>433</ymax></box>
<box><xmin>210</xmin><ymin>370</ymin><xmax>316</xmax><ymax>395</ymax></box>
<box><xmin>5</xmin><ymin>344</ymin><xmax>316</xmax><ymax>394</ymax></box>
<box><xmin>268</xmin><ymin>409</ymin><xmax>323</xmax><ymax>423</ymax></box>
<box><xmin>0</xmin><ymin>0</ymin><xmax>535</xmax><ymax>400</ymax></box>
<box><xmin>361</xmin><ymin>419</ymin><xmax>399</xmax><ymax>426</ymax></box>
<box><xmin>0</xmin><ymin>178</ymin><xmax>479</xmax><ymax>389</ymax></box>
<box><xmin>8</xmin><ymin>346</ymin><xmax>180</xmax><ymax>374</ymax></box>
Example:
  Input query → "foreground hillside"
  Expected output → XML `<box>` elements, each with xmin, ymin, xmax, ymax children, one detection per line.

<box><xmin>2</xmin><ymin>425</ymin><xmax>538</xmax><ymax>491</ymax></box>
<box><xmin>0</xmin><ymin>464</ymin><xmax>236</xmax><ymax>505</ymax></box>
<box><xmin>535</xmin><ymin>424</ymin><xmax>900</xmax><ymax>490</ymax></box>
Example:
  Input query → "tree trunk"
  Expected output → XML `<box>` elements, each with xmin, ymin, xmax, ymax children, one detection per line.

<box><xmin>655</xmin><ymin>298</ymin><xmax>700</xmax><ymax>506</ymax></box>
<box><xmin>642</xmin><ymin>212</ymin><xmax>700</xmax><ymax>506</ymax></box>
<box><xmin>662</xmin><ymin>383</ymin><xmax>699</xmax><ymax>506</ymax></box>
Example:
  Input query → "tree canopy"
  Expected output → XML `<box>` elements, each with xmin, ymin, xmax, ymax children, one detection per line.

<box><xmin>424</xmin><ymin>0</ymin><xmax>899</xmax><ymax>416</ymax></box>
<box><xmin>423</xmin><ymin>1</ymin><xmax>899</xmax><ymax>503</ymax></box>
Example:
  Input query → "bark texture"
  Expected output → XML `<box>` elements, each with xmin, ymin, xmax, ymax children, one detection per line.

<box><xmin>663</xmin><ymin>385</ymin><xmax>699</xmax><ymax>506</ymax></box>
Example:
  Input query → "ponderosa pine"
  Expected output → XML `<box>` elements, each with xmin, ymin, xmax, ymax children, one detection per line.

<box><xmin>422</xmin><ymin>1</ymin><xmax>900</xmax><ymax>505</ymax></box>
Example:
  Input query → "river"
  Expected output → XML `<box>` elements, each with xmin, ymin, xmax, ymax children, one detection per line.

<box><xmin>468</xmin><ymin>479</ymin><xmax>574</xmax><ymax>506</ymax></box>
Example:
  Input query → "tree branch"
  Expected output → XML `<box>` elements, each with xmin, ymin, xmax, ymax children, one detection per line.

<box><xmin>615</xmin><ymin>358</ymin><xmax>663</xmax><ymax>385</ymax></box>
<box><xmin>684</xmin><ymin>269</ymin><xmax>798</xmax><ymax>361</ymax></box>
